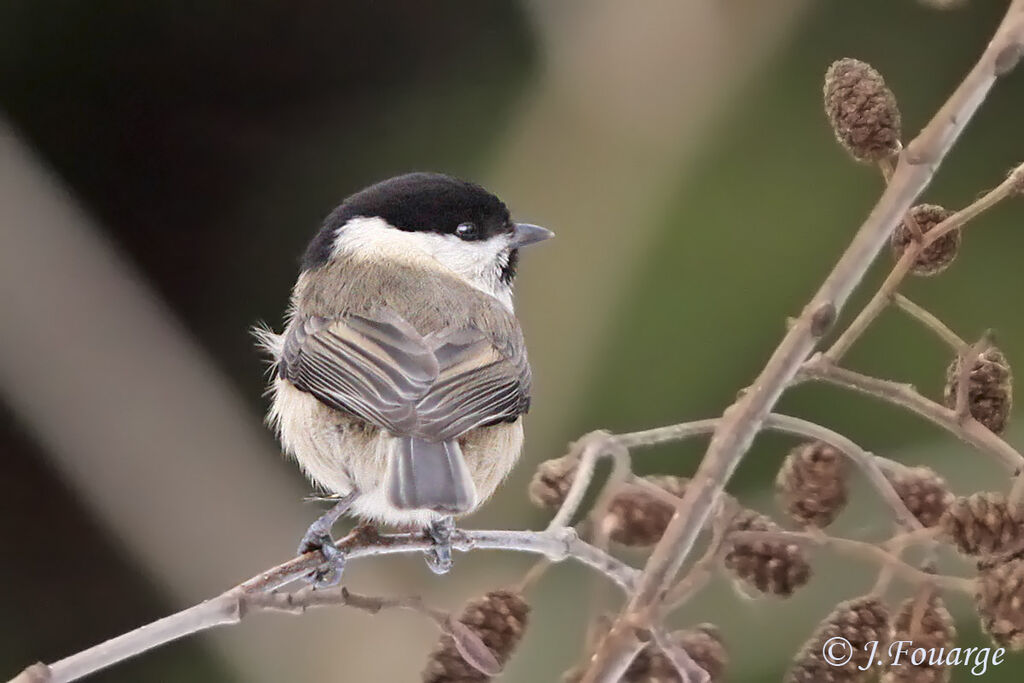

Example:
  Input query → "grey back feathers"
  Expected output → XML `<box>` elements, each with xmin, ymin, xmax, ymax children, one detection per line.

<box><xmin>278</xmin><ymin>310</ymin><xmax>530</xmax><ymax>441</ymax></box>
<box><xmin>279</xmin><ymin>254</ymin><xmax>531</xmax><ymax>513</ymax></box>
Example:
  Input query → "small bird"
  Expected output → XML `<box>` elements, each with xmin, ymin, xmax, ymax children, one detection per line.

<box><xmin>257</xmin><ymin>172</ymin><xmax>552</xmax><ymax>583</ymax></box>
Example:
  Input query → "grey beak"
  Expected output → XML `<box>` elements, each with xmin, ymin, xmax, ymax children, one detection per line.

<box><xmin>510</xmin><ymin>223</ymin><xmax>555</xmax><ymax>248</ymax></box>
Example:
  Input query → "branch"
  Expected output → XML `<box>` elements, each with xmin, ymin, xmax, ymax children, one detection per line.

<box><xmin>826</xmin><ymin>159</ymin><xmax>1024</xmax><ymax>362</ymax></box>
<box><xmin>545</xmin><ymin>431</ymin><xmax>625</xmax><ymax>530</ymax></box>
<box><xmin>620</xmin><ymin>413</ymin><xmax>923</xmax><ymax>531</ymax></box>
<box><xmin>727</xmin><ymin>528</ymin><xmax>974</xmax><ymax>594</ymax></box>
<box><xmin>799</xmin><ymin>355</ymin><xmax>1024</xmax><ymax>474</ymax></box>
<box><xmin>10</xmin><ymin>528</ymin><xmax>636</xmax><ymax>683</ymax></box>
<box><xmin>578</xmin><ymin>4</ymin><xmax>1024</xmax><ymax>679</ymax></box>
<box><xmin>652</xmin><ymin>628</ymin><xmax>710</xmax><ymax>683</ymax></box>
<box><xmin>891</xmin><ymin>293</ymin><xmax>968</xmax><ymax>351</ymax></box>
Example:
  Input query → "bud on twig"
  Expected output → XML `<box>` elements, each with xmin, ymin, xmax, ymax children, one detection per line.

<box><xmin>824</xmin><ymin>58</ymin><xmax>902</xmax><ymax>163</ymax></box>
<box><xmin>724</xmin><ymin>508</ymin><xmax>812</xmax><ymax>597</ymax></box>
<box><xmin>976</xmin><ymin>556</ymin><xmax>1024</xmax><ymax>650</ymax></box>
<box><xmin>528</xmin><ymin>456</ymin><xmax>578</xmax><ymax>510</ymax></box>
<box><xmin>422</xmin><ymin>590</ymin><xmax>530</xmax><ymax>682</ymax></box>
<box><xmin>881</xmin><ymin>592</ymin><xmax>956</xmax><ymax>683</ymax></box>
<box><xmin>884</xmin><ymin>465</ymin><xmax>954</xmax><ymax>528</ymax></box>
<box><xmin>788</xmin><ymin>596</ymin><xmax>891</xmax><ymax>683</ymax></box>
<box><xmin>940</xmin><ymin>492</ymin><xmax>1024</xmax><ymax>557</ymax></box>
<box><xmin>890</xmin><ymin>204</ymin><xmax>960</xmax><ymax>276</ymax></box>
<box><xmin>776</xmin><ymin>441</ymin><xmax>849</xmax><ymax>528</ymax></box>
<box><xmin>605</xmin><ymin>475</ymin><xmax>689</xmax><ymax>547</ymax></box>
<box><xmin>943</xmin><ymin>345</ymin><xmax>1013</xmax><ymax>434</ymax></box>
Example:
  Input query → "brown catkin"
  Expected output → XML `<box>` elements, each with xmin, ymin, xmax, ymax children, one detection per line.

<box><xmin>890</xmin><ymin>204</ymin><xmax>960</xmax><ymax>276</ymax></box>
<box><xmin>776</xmin><ymin>441</ymin><xmax>849</xmax><ymax>528</ymax></box>
<box><xmin>881</xmin><ymin>592</ymin><xmax>956</xmax><ymax>683</ymax></box>
<box><xmin>724</xmin><ymin>508</ymin><xmax>812</xmax><ymax>596</ymax></box>
<box><xmin>528</xmin><ymin>456</ymin><xmax>578</xmax><ymax>510</ymax></box>
<box><xmin>674</xmin><ymin>625</ymin><xmax>728</xmax><ymax>683</ymax></box>
<box><xmin>884</xmin><ymin>465</ymin><xmax>954</xmax><ymax>528</ymax></box>
<box><xmin>943</xmin><ymin>345</ymin><xmax>1013</xmax><ymax>434</ymax></box>
<box><xmin>563</xmin><ymin>623</ymin><xmax>727</xmax><ymax>683</ymax></box>
<box><xmin>422</xmin><ymin>590</ymin><xmax>530</xmax><ymax>682</ymax></box>
<box><xmin>940</xmin><ymin>492</ymin><xmax>1024</xmax><ymax>557</ymax></box>
<box><xmin>605</xmin><ymin>475</ymin><xmax>689</xmax><ymax>547</ymax></box>
<box><xmin>823</xmin><ymin>58</ymin><xmax>902</xmax><ymax>163</ymax></box>
<box><xmin>788</xmin><ymin>596</ymin><xmax>891</xmax><ymax>683</ymax></box>
<box><xmin>976</xmin><ymin>556</ymin><xmax>1024</xmax><ymax>650</ymax></box>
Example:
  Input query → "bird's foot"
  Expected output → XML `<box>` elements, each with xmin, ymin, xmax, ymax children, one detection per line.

<box><xmin>298</xmin><ymin>530</ymin><xmax>346</xmax><ymax>588</ymax></box>
<box><xmin>424</xmin><ymin>516</ymin><xmax>455</xmax><ymax>575</ymax></box>
<box><xmin>296</xmin><ymin>493</ymin><xmax>356</xmax><ymax>588</ymax></box>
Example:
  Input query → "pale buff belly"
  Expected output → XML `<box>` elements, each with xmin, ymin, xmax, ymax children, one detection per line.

<box><xmin>269</xmin><ymin>379</ymin><xmax>524</xmax><ymax>527</ymax></box>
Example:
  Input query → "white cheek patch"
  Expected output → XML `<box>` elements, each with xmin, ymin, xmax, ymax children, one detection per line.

<box><xmin>331</xmin><ymin>217</ymin><xmax>514</xmax><ymax>309</ymax></box>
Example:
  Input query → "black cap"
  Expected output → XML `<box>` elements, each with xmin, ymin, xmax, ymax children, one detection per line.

<box><xmin>301</xmin><ymin>172</ymin><xmax>512</xmax><ymax>271</ymax></box>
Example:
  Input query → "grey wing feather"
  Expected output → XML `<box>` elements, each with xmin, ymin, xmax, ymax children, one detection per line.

<box><xmin>416</xmin><ymin>327</ymin><xmax>531</xmax><ymax>441</ymax></box>
<box><xmin>280</xmin><ymin>311</ymin><xmax>530</xmax><ymax>440</ymax></box>
<box><xmin>279</xmin><ymin>313</ymin><xmax>439</xmax><ymax>433</ymax></box>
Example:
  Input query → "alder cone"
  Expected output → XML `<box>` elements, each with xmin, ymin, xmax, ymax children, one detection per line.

<box><xmin>890</xmin><ymin>204</ymin><xmax>960</xmax><ymax>276</ymax></box>
<box><xmin>776</xmin><ymin>441</ymin><xmax>849</xmax><ymax>528</ymax></box>
<box><xmin>723</xmin><ymin>508</ymin><xmax>812</xmax><ymax>596</ymax></box>
<box><xmin>823</xmin><ymin>58</ymin><xmax>902</xmax><ymax>162</ymax></box>
<box><xmin>884</xmin><ymin>465</ymin><xmax>954</xmax><ymax>528</ymax></box>
<box><xmin>880</xmin><ymin>592</ymin><xmax>956</xmax><ymax>683</ymax></box>
<box><xmin>939</xmin><ymin>492</ymin><xmax>1024</xmax><ymax>557</ymax></box>
<box><xmin>943</xmin><ymin>345</ymin><xmax>1013</xmax><ymax>435</ymax></box>
<box><xmin>788</xmin><ymin>596</ymin><xmax>891</xmax><ymax>683</ymax></box>
<box><xmin>562</xmin><ymin>623</ymin><xmax>727</xmax><ymax>683</ymax></box>
<box><xmin>422</xmin><ymin>590</ymin><xmax>530</xmax><ymax>682</ymax></box>
<box><xmin>976</xmin><ymin>556</ymin><xmax>1024</xmax><ymax>650</ymax></box>
<box><xmin>528</xmin><ymin>456</ymin><xmax>578</xmax><ymax>510</ymax></box>
<box><xmin>605</xmin><ymin>475</ymin><xmax>689</xmax><ymax>547</ymax></box>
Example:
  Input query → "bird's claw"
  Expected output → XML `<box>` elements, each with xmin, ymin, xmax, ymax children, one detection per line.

<box><xmin>295</xmin><ymin>493</ymin><xmax>356</xmax><ymax>588</ymax></box>
<box><xmin>299</xmin><ymin>531</ymin><xmax>346</xmax><ymax>588</ymax></box>
<box><xmin>425</xmin><ymin>517</ymin><xmax>455</xmax><ymax>575</ymax></box>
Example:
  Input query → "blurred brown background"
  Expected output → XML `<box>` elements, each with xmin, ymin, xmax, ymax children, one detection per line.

<box><xmin>2</xmin><ymin>1</ymin><xmax>1024</xmax><ymax>680</ymax></box>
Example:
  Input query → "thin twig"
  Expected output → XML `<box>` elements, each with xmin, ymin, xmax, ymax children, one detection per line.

<box><xmin>663</xmin><ymin>502</ymin><xmax>736</xmax><ymax>610</ymax></box>
<box><xmin>824</xmin><ymin>251</ymin><xmax>915</xmax><ymax>363</ymax></box>
<box><xmin>826</xmin><ymin>160</ymin><xmax>1024</xmax><ymax>362</ymax></box>
<box><xmin>955</xmin><ymin>335</ymin><xmax>992</xmax><ymax>420</ymax></box>
<box><xmin>620</xmin><ymin>413</ymin><xmax>922</xmax><ymax>531</ymax></box>
<box><xmin>871</xmin><ymin>526</ymin><xmax>943</xmax><ymax>595</ymax></box>
<box><xmin>727</xmin><ymin>529</ymin><xmax>974</xmax><ymax>594</ymax></box>
<box><xmin>800</xmin><ymin>356</ymin><xmax>1024</xmax><ymax>474</ymax></box>
<box><xmin>891</xmin><ymin>293</ymin><xmax>969</xmax><ymax>351</ymax></box>
<box><xmin>12</xmin><ymin>528</ymin><xmax>637</xmax><ymax>683</ymax></box>
<box><xmin>652</xmin><ymin>628</ymin><xmax>710</xmax><ymax>683</ymax></box>
<box><xmin>546</xmin><ymin>431</ymin><xmax>621</xmax><ymax>531</ymax></box>
<box><xmin>578</xmin><ymin>6</ymin><xmax>1024</xmax><ymax>679</ymax></box>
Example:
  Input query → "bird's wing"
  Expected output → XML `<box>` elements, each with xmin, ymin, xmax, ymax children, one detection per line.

<box><xmin>416</xmin><ymin>326</ymin><xmax>531</xmax><ymax>442</ymax></box>
<box><xmin>278</xmin><ymin>312</ymin><xmax>439</xmax><ymax>434</ymax></box>
<box><xmin>279</xmin><ymin>312</ymin><xmax>530</xmax><ymax>440</ymax></box>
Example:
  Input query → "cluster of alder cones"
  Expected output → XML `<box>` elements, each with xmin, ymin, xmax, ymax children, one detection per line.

<box><xmin>419</xmin><ymin>55</ymin><xmax>1022</xmax><ymax>683</ymax></box>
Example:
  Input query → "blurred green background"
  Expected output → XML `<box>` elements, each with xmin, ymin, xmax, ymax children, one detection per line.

<box><xmin>2</xmin><ymin>1</ymin><xmax>1023</xmax><ymax>681</ymax></box>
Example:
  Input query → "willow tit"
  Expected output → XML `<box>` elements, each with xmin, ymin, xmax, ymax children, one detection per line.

<box><xmin>258</xmin><ymin>172</ymin><xmax>552</xmax><ymax>582</ymax></box>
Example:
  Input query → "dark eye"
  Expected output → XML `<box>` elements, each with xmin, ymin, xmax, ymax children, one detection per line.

<box><xmin>455</xmin><ymin>222</ymin><xmax>479</xmax><ymax>240</ymax></box>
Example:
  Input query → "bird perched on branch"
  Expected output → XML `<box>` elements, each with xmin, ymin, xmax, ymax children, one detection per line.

<box><xmin>257</xmin><ymin>172</ymin><xmax>552</xmax><ymax>583</ymax></box>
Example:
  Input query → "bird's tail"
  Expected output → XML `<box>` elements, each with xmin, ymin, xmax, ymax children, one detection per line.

<box><xmin>386</xmin><ymin>437</ymin><xmax>476</xmax><ymax>514</ymax></box>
